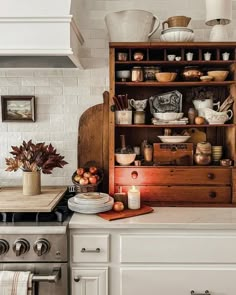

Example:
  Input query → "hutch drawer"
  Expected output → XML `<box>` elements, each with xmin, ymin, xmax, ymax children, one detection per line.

<box><xmin>114</xmin><ymin>167</ymin><xmax>231</xmax><ymax>185</ymax></box>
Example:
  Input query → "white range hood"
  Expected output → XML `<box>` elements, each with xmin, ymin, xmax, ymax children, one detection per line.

<box><xmin>0</xmin><ymin>0</ymin><xmax>84</xmax><ymax>68</ymax></box>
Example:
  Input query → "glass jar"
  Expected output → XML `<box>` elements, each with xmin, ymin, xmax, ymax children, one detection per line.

<box><xmin>144</xmin><ymin>144</ymin><xmax>153</xmax><ymax>162</ymax></box>
<box><xmin>131</xmin><ymin>67</ymin><xmax>144</xmax><ymax>82</ymax></box>
<box><xmin>133</xmin><ymin>111</ymin><xmax>145</xmax><ymax>124</ymax></box>
<box><xmin>144</xmin><ymin>66</ymin><xmax>161</xmax><ymax>81</ymax></box>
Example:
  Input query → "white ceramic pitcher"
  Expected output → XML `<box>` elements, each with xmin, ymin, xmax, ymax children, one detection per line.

<box><xmin>193</xmin><ymin>98</ymin><xmax>220</xmax><ymax>117</ymax></box>
<box><xmin>105</xmin><ymin>10</ymin><xmax>160</xmax><ymax>42</ymax></box>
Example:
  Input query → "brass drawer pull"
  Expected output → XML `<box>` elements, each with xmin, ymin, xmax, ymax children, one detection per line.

<box><xmin>209</xmin><ymin>191</ymin><xmax>216</xmax><ymax>198</ymax></box>
<box><xmin>191</xmin><ymin>290</ymin><xmax>210</xmax><ymax>295</ymax></box>
<box><xmin>207</xmin><ymin>173</ymin><xmax>215</xmax><ymax>180</ymax></box>
<box><xmin>81</xmin><ymin>247</ymin><xmax>101</xmax><ymax>253</ymax></box>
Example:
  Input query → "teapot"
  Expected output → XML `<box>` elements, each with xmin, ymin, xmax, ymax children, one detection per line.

<box><xmin>130</xmin><ymin>99</ymin><xmax>148</xmax><ymax>111</ymax></box>
<box><xmin>192</xmin><ymin>98</ymin><xmax>220</xmax><ymax>117</ymax></box>
<box><xmin>204</xmin><ymin>108</ymin><xmax>233</xmax><ymax>124</ymax></box>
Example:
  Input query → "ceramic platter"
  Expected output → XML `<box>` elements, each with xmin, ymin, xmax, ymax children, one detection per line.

<box><xmin>158</xmin><ymin>135</ymin><xmax>191</xmax><ymax>143</ymax></box>
<box><xmin>68</xmin><ymin>196</ymin><xmax>114</xmax><ymax>214</ymax></box>
<box><xmin>149</xmin><ymin>90</ymin><xmax>182</xmax><ymax>113</ymax></box>
<box><xmin>73</xmin><ymin>192</ymin><xmax>110</xmax><ymax>205</ymax></box>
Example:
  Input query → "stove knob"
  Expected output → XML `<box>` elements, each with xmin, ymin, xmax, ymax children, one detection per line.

<box><xmin>13</xmin><ymin>239</ymin><xmax>30</xmax><ymax>256</ymax></box>
<box><xmin>0</xmin><ymin>239</ymin><xmax>9</xmax><ymax>255</ymax></box>
<box><xmin>33</xmin><ymin>239</ymin><xmax>51</xmax><ymax>256</ymax></box>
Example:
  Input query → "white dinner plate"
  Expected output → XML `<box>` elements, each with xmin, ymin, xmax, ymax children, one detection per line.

<box><xmin>68</xmin><ymin>196</ymin><xmax>114</xmax><ymax>214</ymax></box>
<box><xmin>73</xmin><ymin>192</ymin><xmax>110</xmax><ymax>205</ymax></box>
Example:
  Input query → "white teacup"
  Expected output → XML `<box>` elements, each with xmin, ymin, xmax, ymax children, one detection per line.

<box><xmin>167</xmin><ymin>54</ymin><xmax>176</xmax><ymax>61</ymax></box>
<box><xmin>204</xmin><ymin>108</ymin><xmax>233</xmax><ymax>124</ymax></box>
<box><xmin>130</xmin><ymin>99</ymin><xmax>147</xmax><ymax>111</ymax></box>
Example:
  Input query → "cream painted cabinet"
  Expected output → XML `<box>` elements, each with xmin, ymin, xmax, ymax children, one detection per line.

<box><xmin>71</xmin><ymin>267</ymin><xmax>108</xmax><ymax>295</ymax></box>
<box><xmin>121</xmin><ymin>266</ymin><xmax>236</xmax><ymax>295</ymax></box>
<box><xmin>70</xmin><ymin>227</ymin><xmax>236</xmax><ymax>295</ymax></box>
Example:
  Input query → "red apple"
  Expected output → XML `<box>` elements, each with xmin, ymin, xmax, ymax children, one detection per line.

<box><xmin>77</xmin><ymin>167</ymin><xmax>85</xmax><ymax>176</ymax></box>
<box><xmin>89</xmin><ymin>166</ymin><xmax>98</xmax><ymax>174</ymax></box>
<box><xmin>74</xmin><ymin>175</ymin><xmax>81</xmax><ymax>182</ymax></box>
<box><xmin>95</xmin><ymin>174</ymin><xmax>100</xmax><ymax>181</ymax></box>
<box><xmin>83</xmin><ymin>171</ymin><xmax>92</xmax><ymax>178</ymax></box>
<box><xmin>79</xmin><ymin>177</ymin><xmax>89</xmax><ymax>185</ymax></box>
<box><xmin>89</xmin><ymin>175</ymin><xmax>97</xmax><ymax>184</ymax></box>
<box><xmin>113</xmin><ymin>201</ymin><xmax>124</xmax><ymax>212</ymax></box>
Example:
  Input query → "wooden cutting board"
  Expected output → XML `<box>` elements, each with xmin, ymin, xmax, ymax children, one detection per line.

<box><xmin>97</xmin><ymin>205</ymin><xmax>154</xmax><ymax>221</ymax></box>
<box><xmin>77</xmin><ymin>91</ymin><xmax>109</xmax><ymax>193</ymax></box>
<box><xmin>0</xmin><ymin>186</ymin><xmax>67</xmax><ymax>212</ymax></box>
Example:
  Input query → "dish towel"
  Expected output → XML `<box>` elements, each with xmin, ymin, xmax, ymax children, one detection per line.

<box><xmin>0</xmin><ymin>271</ymin><xmax>33</xmax><ymax>295</ymax></box>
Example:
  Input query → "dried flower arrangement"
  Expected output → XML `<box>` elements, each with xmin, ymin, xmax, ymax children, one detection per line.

<box><xmin>5</xmin><ymin>140</ymin><xmax>68</xmax><ymax>174</ymax></box>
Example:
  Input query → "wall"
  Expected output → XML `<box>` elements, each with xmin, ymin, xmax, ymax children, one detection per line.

<box><xmin>1</xmin><ymin>0</ymin><xmax>236</xmax><ymax>186</ymax></box>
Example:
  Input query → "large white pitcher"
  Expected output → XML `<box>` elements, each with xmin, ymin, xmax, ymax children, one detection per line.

<box><xmin>105</xmin><ymin>10</ymin><xmax>160</xmax><ymax>42</ymax></box>
<box><xmin>193</xmin><ymin>98</ymin><xmax>220</xmax><ymax>117</ymax></box>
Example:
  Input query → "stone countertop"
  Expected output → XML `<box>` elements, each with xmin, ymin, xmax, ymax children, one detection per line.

<box><xmin>69</xmin><ymin>207</ymin><xmax>236</xmax><ymax>230</ymax></box>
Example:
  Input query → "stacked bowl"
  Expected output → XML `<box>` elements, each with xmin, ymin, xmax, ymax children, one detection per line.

<box><xmin>160</xmin><ymin>15</ymin><xmax>194</xmax><ymax>42</ymax></box>
<box><xmin>211</xmin><ymin>146</ymin><xmax>223</xmax><ymax>162</ymax></box>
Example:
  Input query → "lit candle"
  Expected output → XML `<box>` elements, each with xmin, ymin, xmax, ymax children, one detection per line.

<box><xmin>128</xmin><ymin>185</ymin><xmax>140</xmax><ymax>210</ymax></box>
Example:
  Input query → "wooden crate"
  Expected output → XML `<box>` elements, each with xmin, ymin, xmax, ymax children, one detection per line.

<box><xmin>153</xmin><ymin>143</ymin><xmax>193</xmax><ymax>166</ymax></box>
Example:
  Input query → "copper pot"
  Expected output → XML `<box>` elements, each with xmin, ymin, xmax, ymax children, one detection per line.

<box><xmin>182</xmin><ymin>66</ymin><xmax>203</xmax><ymax>81</ymax></box>
<box><xmin>194</xmin><ymin>153</ymin><xmax>211</xmax><ymax>165</ymax></box>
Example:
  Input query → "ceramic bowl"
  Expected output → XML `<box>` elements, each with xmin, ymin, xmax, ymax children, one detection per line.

<box><xmin>200</xmin><ymin>75</ymin><xmax>213</xmax><ymax>82</ymax></box>
<box><xmin>158</xmin><ymin>135</ymin><xmax>190</xmax><ymax>143</ymax></box>
<box><xmin>160</xmin><ymin>27</ymin><xmax>194</xmax><ymax>42</ymax></box>
<box><xmin>115</xmin><ymin>153</ymin><xmax>136</xmax><ymax>166</ymax></box>
<box><xmin>207</xmin><ymin>70</ymin><xmax>229</xmax><ymax>81</ymax></box>
<box><xmin>153</xmin><ymin>112</ymin><xmax>184</xmax><ymax>121</ymax></box>
<box><xmin>116</xmin><ymin>70</ymin><xmax>131</xmax><ymax>81</ymax></box>
<box><xmin>155</xmin><ymin>72</ymin><xmax>177</xmax><ymax>82</ymax></box>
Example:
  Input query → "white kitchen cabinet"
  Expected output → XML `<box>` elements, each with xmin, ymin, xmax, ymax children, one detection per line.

<box><xmin>69</xmin><ymin>208</ymin><xmax>236</xmax><ymax>295</ymax></box>
<box><xmin>121</xmin><ymin>266</ymin><xmax>236</xmax><ymax>295</ymax></box>
<box><xmin>71</xmin><ymin>267</ymin><xmax>108</xmax><ymax>295</ymax></box>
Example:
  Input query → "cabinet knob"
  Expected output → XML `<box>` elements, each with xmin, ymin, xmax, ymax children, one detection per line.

<box><xmin>131</xmin><ymin>171</ymin><xmax>138</xmax><ymax>179</ymax></box>
<box><xmin>209</xmin><ymin>191</ymin><xmax>216</xmax><ymax>198</ymax></box>
<box><xmin>74</xmin><ymin>276</ymin><xmax>80</xmax><ymax>282</ymax></box>
<box><xmin>110</xmin><ymin>105</ymin><xmax>116</xmax><ymax>112</ymax></box>
<box><xmin>207</xmin><ymin>173</ymin><xmax>215</xmax><ymax>180</ymax></box>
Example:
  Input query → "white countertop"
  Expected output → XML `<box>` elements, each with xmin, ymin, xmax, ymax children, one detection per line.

<box><xmin>69</xmin><ymin>207</ymin><xmax>236</xmax><ymax>230</ymax></box>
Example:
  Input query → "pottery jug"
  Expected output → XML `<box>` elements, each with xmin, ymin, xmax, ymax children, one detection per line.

<box><xmin>162</xmin><ymin>16</ymin><xmax>191</xmax><ymax>29</ymax></box>
<box><xmin>105</xmin><ymin>10</ymin><xmax>160</xmax><ymax>42</ymax></box>
<box><xmin>192</xmin><ymin>98</ymin><xmax>220</xmax><ymax>117</ymax></box>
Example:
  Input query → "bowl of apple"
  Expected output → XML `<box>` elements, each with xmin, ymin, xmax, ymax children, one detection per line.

<box><xmin>72</xmin><ymin>165</ymin><xmax>103</xmax><ymax>192</ymax></box>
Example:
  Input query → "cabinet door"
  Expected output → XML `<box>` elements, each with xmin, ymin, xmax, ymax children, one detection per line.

<box><xmin>72</xmin><ymin>267</ymin><xmax>108</xmax><ymax>295</ymax></box>
<box><xmin>121</xmin><ymin>266</ymin><xmax>236</xmax><ymax>295</ymax></box>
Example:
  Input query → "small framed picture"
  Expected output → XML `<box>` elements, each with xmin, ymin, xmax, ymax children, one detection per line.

<box><xmin>1</xmin><ymin>96</ymin><xmax>36</xmax><ymax>122</ymax></box>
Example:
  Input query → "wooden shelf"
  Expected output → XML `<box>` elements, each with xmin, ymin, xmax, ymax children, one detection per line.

<box><xmin>116</xmin><ymin>60</ymin><xmax>235</xmax><ymax>65</ymax></box>
<box><xmin>115</xmin><ymin>124</ymin><xmax>234</xmax><ymax>128</ymax></box>
<box><xmin>115</xmin><ymin>81</ymin><xmax>235</xmax><ymax>87</ymax></box>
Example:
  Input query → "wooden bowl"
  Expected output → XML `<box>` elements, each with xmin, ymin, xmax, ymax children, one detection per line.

<box><xmin>155</xmin><ymin>72</ymin><xmax>177</xmax><ymax>82</ymax></box>
<box><xmin>207</xmin><ymin>71</ymin><xmax>229</xmax><ymax>81</ymax></box>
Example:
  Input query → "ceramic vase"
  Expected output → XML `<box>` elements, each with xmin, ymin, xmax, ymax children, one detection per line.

<box><xmin>22</xmin><ymin>171</ymin><xmax>41</xmax><ymax>196</ymax></box>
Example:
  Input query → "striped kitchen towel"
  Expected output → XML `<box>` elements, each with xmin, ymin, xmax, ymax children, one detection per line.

<box><xmin>0</xmin><ymin>271</ymin><xmax>33</xmax><ymax>295</ymax></box>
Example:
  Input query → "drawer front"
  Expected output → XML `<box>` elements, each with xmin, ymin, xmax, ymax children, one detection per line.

<box><xmin>115</xmin><ymin>167</ymin><xmax>231</xmax><ymax>185</ymax></box>
<box><xmin>121</xmin><ymin>266</ymin><xmax>236</xmax><ymax>295</ymax></box>
<box><xmin>120</xmin><ymin>234</ymin><xmax>236</xmax><ymax>263</ymax></box>
<box><xmin>72</xmin><ymin>234</ymin><xmax>109</xmax><ymax>263</ymax></box>
<box><xmin>115</xmin><ymin>185</ymin><xmax>231</xmax><ymax>203</ymax></box>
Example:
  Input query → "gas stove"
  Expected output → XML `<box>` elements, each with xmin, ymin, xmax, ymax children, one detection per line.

<box><xmin>0</xmin><ymin>187</ymin><xmax>75</xmax><ymax>295</ymax></box>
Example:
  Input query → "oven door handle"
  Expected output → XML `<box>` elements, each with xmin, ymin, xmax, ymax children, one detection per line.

<box><xmin>32</xmin><ymin>267</ymin><xmax>61</xmax><ymax>283</ymax></box>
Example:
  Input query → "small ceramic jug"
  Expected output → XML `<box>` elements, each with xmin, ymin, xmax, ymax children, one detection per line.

<box><xmin>130</xmin><ymin>99</ymin><xmax>148</xmax><ymax>111</ymax></box>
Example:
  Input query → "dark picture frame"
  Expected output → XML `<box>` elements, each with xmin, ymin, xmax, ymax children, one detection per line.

<box><xmin>1</xmin><ymin>96</ymin><xmax>36</xmax><ymax>122</ymax></box>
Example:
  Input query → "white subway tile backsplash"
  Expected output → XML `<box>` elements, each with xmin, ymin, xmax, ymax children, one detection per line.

<box><xmin>1</xmin><ymin>0</ymin><xmax>236</xmax><ymax>186</ymax></box>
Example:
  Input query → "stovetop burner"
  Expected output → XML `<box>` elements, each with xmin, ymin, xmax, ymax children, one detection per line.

<box><xmin>0</xmin><ymin>188</ymin><xmax>75</xmax><ymax>225</ymax></box>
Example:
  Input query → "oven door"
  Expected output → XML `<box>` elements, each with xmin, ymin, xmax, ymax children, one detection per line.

<box><xmin>0</xmin><ymin>263</ymin><xmax>68</xmax><ymax>295</ymax></box>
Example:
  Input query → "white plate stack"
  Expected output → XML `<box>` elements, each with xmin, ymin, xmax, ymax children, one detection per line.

<box><xmin>68</xmin><ymin>192</ymin><xmax>114</xmax><ymax>214</ymax></box>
